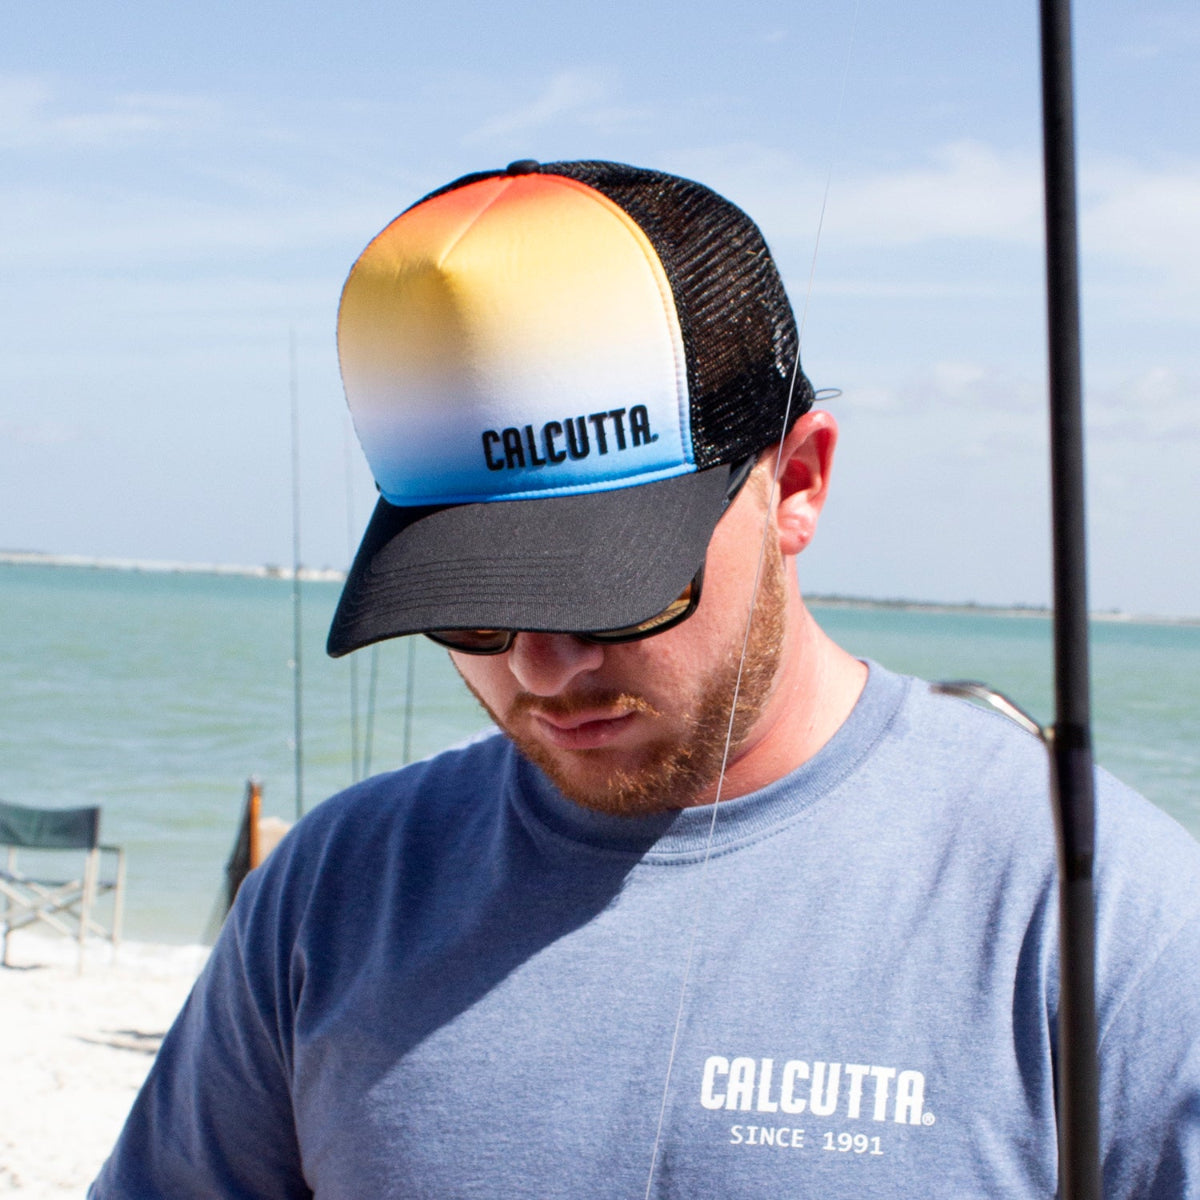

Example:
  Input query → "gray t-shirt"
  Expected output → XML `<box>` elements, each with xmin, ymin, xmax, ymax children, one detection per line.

<box><xmin>92</xmin><ymin>664</ymin><xmax>1200</xmax><ymax>1197</ymax></box>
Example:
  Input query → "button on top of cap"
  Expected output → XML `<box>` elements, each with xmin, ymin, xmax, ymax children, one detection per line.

<box><xmin>505</xmin><ymin>159</ymin><xmax>541</xmax><ymax>175</ymax></box>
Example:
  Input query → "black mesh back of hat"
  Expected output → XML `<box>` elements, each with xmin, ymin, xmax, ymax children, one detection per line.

<box><xmin>418</xmin><ymin>160</ymin><xmax>814</xmax><ymax>468</ymax></box>
<box><xmin>545</xmin><ymin>161</ymin><xmax>811</xmax><ymax>467</ymax></box>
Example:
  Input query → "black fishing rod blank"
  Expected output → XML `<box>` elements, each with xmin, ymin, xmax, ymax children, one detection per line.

<box><xmin>939</xmin><ymin>2</ymin><xmax>1100</xmax><ymax>1196</ymax></box>
<box><xmin>1040</xmin><ymin>0</ymin><xmax>1100</xmax><ymax>1195</ymax></box>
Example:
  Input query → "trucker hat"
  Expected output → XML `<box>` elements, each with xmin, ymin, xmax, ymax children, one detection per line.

<box><xmin>327</xmin><ymin>159</ymin><xmax>814</xmax><ymax>657</ymax></box>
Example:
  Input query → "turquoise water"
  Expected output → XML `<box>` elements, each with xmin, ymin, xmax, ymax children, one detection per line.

<box><xmin>3</xmin><ymin>563</ymin><xmax>1197</xmax><ymax>944</ymax></box>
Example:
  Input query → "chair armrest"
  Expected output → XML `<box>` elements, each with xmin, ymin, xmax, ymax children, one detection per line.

<box><xmin>97</xmin><ymin>843</ymin><xmax>126</xmax><ymax>882</ymax></box>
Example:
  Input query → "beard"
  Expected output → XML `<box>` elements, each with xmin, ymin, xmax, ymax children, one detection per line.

<box><xmin>458</xmin><ymin>548</ymin><xmax>788</xmax><ymax>817</ymax></box>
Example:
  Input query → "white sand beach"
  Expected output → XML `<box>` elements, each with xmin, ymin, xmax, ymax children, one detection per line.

<box><xmin>0</xmin><ymin>937</ymin><xmax>207</xmax><ymax>1198</ymax></box>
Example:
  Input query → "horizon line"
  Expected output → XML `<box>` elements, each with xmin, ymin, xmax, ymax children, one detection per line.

<box><xmin>5</xmin><ymin>549</ymin><xmax>1197</xmax><ymax>627</ymax></box>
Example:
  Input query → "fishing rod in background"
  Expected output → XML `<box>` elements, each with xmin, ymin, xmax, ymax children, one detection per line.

<box><xmin>290</xmin><ymin>328</ymin><xmax>306</xmax><ymax>821</ymax></box>
<box><xmin>935</xmin><ymin>0</ymin><xmax>1100</xmax><ymax>1196</ymax></box>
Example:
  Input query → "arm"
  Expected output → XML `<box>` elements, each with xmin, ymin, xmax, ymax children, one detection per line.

<box><xmin>1099</xmin><ymin>906</ymin><xmax>1200</xmax><ymax>1198</ymax></box>
<box><xmin>90</xmin><ymin>871</ymin><xmax>309</xmax><ymax>1199</ymax></box>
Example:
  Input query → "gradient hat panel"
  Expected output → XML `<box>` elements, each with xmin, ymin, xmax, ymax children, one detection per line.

<box><xmin>337</xmin><ymin>173</ymin><xmax>694</xmax><ymax>507</ymax></box>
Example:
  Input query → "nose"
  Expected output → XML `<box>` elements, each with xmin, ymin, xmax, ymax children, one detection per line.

<box><xmin>505</xmin><ymin>633</ymin><xmax>605</xmax><ymax>696</ymax></box>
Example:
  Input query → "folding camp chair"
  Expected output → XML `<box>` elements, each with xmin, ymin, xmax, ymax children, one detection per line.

<box><xmin>0</xmin><ymin>800</ymin><xmax>126</xmax><ymax>971</ymax></box>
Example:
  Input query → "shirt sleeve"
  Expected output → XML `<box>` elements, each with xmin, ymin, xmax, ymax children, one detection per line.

<box><xmin>89</xmin><ymin>867</ymin><xmax>309</xmax><ymax>1199</ymax></box>
<box><xmin>1099</xmin><ymin>904</ymin><xmax>1200</xmax><ymax>1198</ymax></box>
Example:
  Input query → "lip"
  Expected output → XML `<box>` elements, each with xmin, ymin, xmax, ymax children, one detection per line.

<box><xmin>529</xmin><ymin>708</ymin><xmax>641</xmax><ymax>750</ymax></box>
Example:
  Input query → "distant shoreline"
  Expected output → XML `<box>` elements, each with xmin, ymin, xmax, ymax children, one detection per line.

<box><xmin>0</xmin><ymin>549</ymin><xmax>344</xmax><ymax>583</ymax></box>
<box><xmin>806</xmin><ymin>594</ymin><xmax>1197</xmax><ymax>627</ymax></box>
<box><xmin>4</xmin><ymin>550</ymin><xmax>1197</xmax><ymax>626</ymax></box>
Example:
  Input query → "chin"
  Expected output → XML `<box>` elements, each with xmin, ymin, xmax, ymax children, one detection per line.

<box><xmin>521</xmin><ymin>736</ymin><xmax>714</xmax><ymax>818</ymax></box>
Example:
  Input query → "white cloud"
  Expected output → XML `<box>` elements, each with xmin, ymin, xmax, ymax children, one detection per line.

<box><xmin>0</xmin><ymin>73</ymin><xmax>219</xmax><ymax>150</ymax></box>
<box><xmin>839</xmin><ymin>359</ymin><xmax>1043</xmax><ymax>425</ymax></box>
<box><xmin>465</xmin><ymin>70</ymin><xmax>611</xmax><ymax>141</ymax></box>
<box><xmin>661</xmin><ymin>140</ymin><xmax>1043</xmax><ymax>267</ymax></box>
<box><xmin>721</xmin><ymin>140</ymin><xmax>1198</xmax><ymax>281</ymax></box>
<box><xmin>813</xmin><ymin>278</ymin><xmax>1027</xmax><ymax>300</ymax></box>
<box><xmin>1088</xmin><ymin>368</ymin><xmax>1200</xmax><ymax>442</ymax></box>
<box><xmin>0</xmin><ymin>75</ymin><xmax>54</xmax><ymax>146</ymax></box>
<box><xmin>840</xmin><ymin>359</ymin><xmax>1200</xmax><ymax>442</ymax></box>
<box><xmin>827</xmin><ymin>141</ymin><xmax>1043</xmax><ymax>246</ymax></box>
<box><xmin>0</xmin><ymin>181</ymin><xmax>393</xmax><ymax>270</ymax></box>
<box><xmin>0</xmin><ymin>417</ymin><xmax>81</xmax><ymax>446</ymax></box>
<box><xmin>692</xmin><ymin>141</ymin><xmax>1200</xmax><ymax>320</ymax></box>
<box><xmin>1116</xmin><ymin>9</ymin><xmax>1200</xmax><ymax>60</ymax></box>
<box><xmin>1083</xmin><ymin>159</ymin><xmax>1200</xmax><ymax>286</ymax></box>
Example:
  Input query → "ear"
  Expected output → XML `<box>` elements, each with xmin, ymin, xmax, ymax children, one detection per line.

<box><xmin>768</xmin><ymin>409</ymin><xmax>839</xmax><ymax>557</ymax></box>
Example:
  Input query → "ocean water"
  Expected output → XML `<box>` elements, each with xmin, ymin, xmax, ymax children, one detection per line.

<box><xmin>3</xmin><ymin>563</ymin><xmax>1198</xmax><ymax>945</ymax></box>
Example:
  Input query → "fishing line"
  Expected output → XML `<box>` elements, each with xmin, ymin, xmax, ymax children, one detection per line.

<box><xmin>289</xmin><ymin>328</ymin><xmax>305</xmax><ymax>821</ymax></box>
<box><xmin>642</xmin><ymin>6</ymin><xmax>861</xmax><ymax>1194</ymax></box>
<box><xmin>345</xmin><ymin>413</ymin><xmax>362</xmax><ymax>782</ymax></box>
<box><xmin>364</xmin><ymin>643</ymin><xmax>381</xmax><ymax>777</ymax></box>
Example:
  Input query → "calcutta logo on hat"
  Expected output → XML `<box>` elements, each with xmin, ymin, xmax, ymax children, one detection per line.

<box><xmin>328</xmin><ymin>159</ymin><xmax>814</xmax><ymax>657</ymax></box>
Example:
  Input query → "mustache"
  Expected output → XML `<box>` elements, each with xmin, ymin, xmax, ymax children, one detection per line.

<box><xmin>509</xmin><ymin>690</ymin><xmax>662</xmax><ymax>721</ymax></box>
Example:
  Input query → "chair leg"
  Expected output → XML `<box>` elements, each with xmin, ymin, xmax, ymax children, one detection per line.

<box><xmin>79</xmin><ymin>848</ymin><xmax>98</xmax><ymax>974</ymax></box>
<box><xmin>111</xmin><ymin>848</ymin><xmax>126</xmax><ymax>963</ymax></box>
<box><xmin>2</xmin><ymin>848</ymin><xmax>12</xmax><ymax>967</ymax></box>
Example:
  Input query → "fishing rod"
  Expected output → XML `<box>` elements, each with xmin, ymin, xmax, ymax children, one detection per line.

<box><xmin>938</xmin><ymin>1</ymin><xmax>1100</xmax><ymax>1195</ymax></box>
<box><xmin>290</xmin><ymin>329</ymin><xmax>306</xmax><ymax>820</ymax></box>
<box><xmin>1038</xmin><ymin>0</ymin><xmax>1100</xmax><ymax>1190</ymax></box>
<box><xmin>344</xmin><ymin>415</ymin><xmax>362</xmax><ymax>783</ymax></box>
<box><xmin>646</xmin><ymin>4</ymin><xmax>1096</xmax><ymax>1192</ymax></box>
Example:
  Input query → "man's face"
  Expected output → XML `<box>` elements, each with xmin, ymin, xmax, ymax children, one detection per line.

<box><xmin>449</xmin><ymin>467</ymin><xmax>791</xmax><ymax>816</ymax></box>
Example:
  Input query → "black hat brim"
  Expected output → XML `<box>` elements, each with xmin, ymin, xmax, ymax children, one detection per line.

<box><xmin>327</xmin><ymin>464</ymin><xmax>738</xmax><ymax>657</ymax></box>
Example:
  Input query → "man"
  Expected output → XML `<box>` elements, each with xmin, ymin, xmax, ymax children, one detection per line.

<box><xmin>93</xmin><ymin>160</ymin><xmax>1200</xmax><ymax>1198</ymax></box>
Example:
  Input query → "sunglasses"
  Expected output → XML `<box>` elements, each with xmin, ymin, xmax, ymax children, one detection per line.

<box><xmin>425</xmin><ymin>566</ymin><xmax>705</xmax><ymax>655</ymax></box>
<box><xmin>423</xmin><ymin>455</ymin><xmax>757</xmax><ymax>657</ymax></box>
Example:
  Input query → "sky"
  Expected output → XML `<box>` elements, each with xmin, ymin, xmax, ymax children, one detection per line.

<box><xmin>2</xmin><ymin>0</ymin><xmax>1197</xmax><ymax>617</ymax></box>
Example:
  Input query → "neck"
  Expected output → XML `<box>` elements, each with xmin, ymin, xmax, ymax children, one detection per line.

<box><xmin>690</xmin><ymin>598</ymin><xmax>868</xmax><ymax>807</ymax></box>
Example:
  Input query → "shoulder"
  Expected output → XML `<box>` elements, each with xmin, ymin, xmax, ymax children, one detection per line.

<box><xmin>881</xmin><ymin>667</ymin><xmax>1199</xmax><ymax>856</ymax></box>
<box><xmin>851</xmin><ymin>667</ymin><xmax>1059</xmax><ymax>834</ymax></box>
<box><xmin>300</xmin><ymin>726</ymin><xmax>516</xmax><ymax>838</ymax></box>
<box><xmin>912</xmin><ymin>673</ymin><xmax>1200</xmax><ymax>882</ymax></box>
<box><xmin>886</xmin><ymin>671</ymin><xmax>1049</xmax><ymax>780</ymax></box>
<box><xmin>878</xmin><ymin>663</ymin><xmax>1200</xmax><ymax>986</ymax></box>
<box><xmin>858</xmin><ymin>665</ymin><xmax>1200</xmax><ymax>911</ymax></box>
<box><xmin>235</xmin><ymin>728</ymin><xmax>520</xmax><ymax>921</ymax></box>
